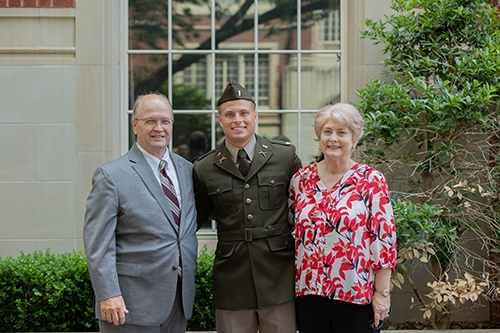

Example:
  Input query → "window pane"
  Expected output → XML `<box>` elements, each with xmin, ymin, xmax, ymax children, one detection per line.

<box><xmin>298</xmin><ymin>112</ymin><xmax>320</xmax><ymax>165</ymax></box>
<box><xmin>127</xmin><ymin>0</ymin><xmax>344</xmax><ymax>236</ymax></box>
<box><xmin>280</xmin><ymin>112</ymin><xmax>300</xmax><ymax>145</ymax></box>
<box><xmin>300</xmin><ymin>53</ymin><xmax>341</xmax><ymax>110</ymax></box>
<box><xmin>171</xmin><ymin>2</ymin><xmax>212</xmax><ymax>50</ymax></box>
<box><xmin>214</xmin><ymin>54</ymin><xmax>239</xmax><ymax>97</ymax></box>
<box><xmin>255</xmin><ymin>113</ymin><xmax>281</xmax><ymax>140</ymax></box>
<box><xmin>181</xmin><ymin>59</ymin><xmax>208</xmax><ymax>93</ymax></box>
<box><xmin>283</xmin><ymin>53</ymin><xmax>342</xmax><ymax>110</ymax></box>
<box><xmin>318</xmin><ymin>8</ymin><xmax>341</xmax><ymax>50</ymax></box>
<box><xmin>215</xmin><ymin>0</ymin><xmax>256</xmax><ymax>49</ymax></box>
<box><xmin>129</xmin><ymin>0</ymin><xmax>168</xmax><ymax>50</ymax></box>
<box><xmin>175</xmin><ymin>55</ymin><xmax>213</xmax><ymax>110</ymax></box>
<box><xmin>171</xmin><ymin>113</ymin><xmax>212</xmax><ymax>161</ymax></box>
<box><xmin>171</xmin><ymin>81</ymin><xmax>212</xmax><ymax>111</ymax></box>
<box><xmin>129</xmin><ymin>54</ymin><xmax>168</xmax><ymax>102</ymax></box>
<box><xmin>256</xmin><ymin>1</ymin><xmax>341</xmax><ymax>51</ymax></box>
<box><xmin>257</xmin><ymin>112</ymin><xmax>320</xmax><ymax>167</ymax></box>
<box><xmin>130</xmin><ymin>53</ymin><xmax>215</xmax><ymax>106</ymax></box>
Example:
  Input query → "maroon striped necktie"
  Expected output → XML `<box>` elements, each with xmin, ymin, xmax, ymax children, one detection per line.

<box><xmin>159</xmin><ymin>159</ymin><xmax>181</xmax><ymax>225</ymax></box>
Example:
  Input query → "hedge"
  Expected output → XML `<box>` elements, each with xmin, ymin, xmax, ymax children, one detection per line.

<box><xmin>0</xmin><ymin>247</ymin><xmax>215</xmax><ymax>332</ymax></box>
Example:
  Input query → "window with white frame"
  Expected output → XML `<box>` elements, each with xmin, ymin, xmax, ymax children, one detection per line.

<box><xmin>322</xmin><ymin>8</ymin><xmax>341</xmax><ymax>42</ymax></box>
<box><xmin>127</xmin><ymin>0</ymin><xmax>344</xmax><ymax>231</ymax></box>
<box><xmin>184</xmin><ymin>54</ymin><xmax>270</xmax><ymax>106</ymax></box>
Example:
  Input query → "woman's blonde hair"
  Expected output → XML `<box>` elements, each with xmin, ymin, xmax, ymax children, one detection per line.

<box><xmin>314</xmin><ymin>103</ymin><xmax>365</xmax><ymax>143</ymax></box>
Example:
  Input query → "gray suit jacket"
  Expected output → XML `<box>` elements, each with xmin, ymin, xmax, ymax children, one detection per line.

<box><xmin>83</xmin><ymin>143</ymin><xmax>198</xmax><ymax>326</ymax></box>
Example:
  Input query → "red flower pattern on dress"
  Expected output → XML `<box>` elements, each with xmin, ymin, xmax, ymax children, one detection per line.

<box><xmin>288</xmin><ymin>163</ymin><xmax>397</xmax><ymax>305</ymax></box>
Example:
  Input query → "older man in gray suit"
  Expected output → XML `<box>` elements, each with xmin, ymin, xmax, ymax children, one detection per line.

<box><xmin>84</xmin><ymin>93</ymin><xmax>198</xmax><ymax>333</ymax></box>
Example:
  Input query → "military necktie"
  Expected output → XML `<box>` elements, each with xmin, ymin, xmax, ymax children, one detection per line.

<box><xmin>238</xmin><ymin>149</ymin><xmax>250</xmax><ymax>176</ymax></box>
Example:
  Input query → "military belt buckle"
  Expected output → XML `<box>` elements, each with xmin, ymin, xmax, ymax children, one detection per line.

<box><xmin>244</xmin><ymin>228</ymin><xmax>253</xmax><ymax>241</ymax></box>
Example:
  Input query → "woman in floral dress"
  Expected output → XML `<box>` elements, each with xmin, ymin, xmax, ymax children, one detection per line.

<box><xmin>288</xmin><ymin>103</ymin><xmax>397</xmax><ymax>333</ymax></box>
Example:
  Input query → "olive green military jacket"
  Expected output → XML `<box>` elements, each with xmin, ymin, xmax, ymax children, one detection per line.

<box><xmin>193</xmin><ymin>135</ymin><xmax>302</xmax><ymax>310</ymax></box>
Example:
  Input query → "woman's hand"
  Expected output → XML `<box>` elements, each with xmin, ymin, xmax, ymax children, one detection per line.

<box><xmin>371</xmin><ymin>292</ymin><xmax>391</xmax><ymax>328</ymax></box>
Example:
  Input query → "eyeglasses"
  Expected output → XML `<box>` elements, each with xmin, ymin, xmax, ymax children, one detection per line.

<box><xmin>134</xmin><ymin>118</ymin><xmax>174</xmax><ymax>127</ymax></box>
<box><xmin>369</xmin><ymin>307</ymin><xmax>392</xmax><ymax>330</ymax></box>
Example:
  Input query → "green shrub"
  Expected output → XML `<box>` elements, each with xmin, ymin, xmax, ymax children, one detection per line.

<box><xmin>0</xmin><ymin>248</ymin><xmax>216</xmax><ymax>332</ymax></box>
<box><xmin>0</xmin><ymin>249</ymin><xmax>98</xmax><ymax>332</ymax></box>
<box><xmin>187</xmin><ymin>246</ymin><xmax>216</xmax><ymax>331</ymax></box>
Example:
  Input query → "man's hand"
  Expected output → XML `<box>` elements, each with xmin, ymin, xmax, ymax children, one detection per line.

<box><xmin>100</xmin><ymin>296</ymin><xmax>129</xmax><ymax>326</ymax></box>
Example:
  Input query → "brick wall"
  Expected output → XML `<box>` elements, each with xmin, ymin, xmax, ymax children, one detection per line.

<box><xmin>0</xmin><ymin>0</ymin><xmax>74</xmax><ymax>7</ymax></box>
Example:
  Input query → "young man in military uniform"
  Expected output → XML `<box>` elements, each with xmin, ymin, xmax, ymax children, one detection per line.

<box><xmin>193</xmin><ymin>81</ymin><xmax>302</xmax><ymax>333</ymax></box>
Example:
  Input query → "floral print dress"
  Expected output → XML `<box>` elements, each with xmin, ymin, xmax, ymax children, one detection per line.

<box><xmin>288</xmin><ymin>163</ymin><xmax>397</xmax><ymax>305</ymax></box>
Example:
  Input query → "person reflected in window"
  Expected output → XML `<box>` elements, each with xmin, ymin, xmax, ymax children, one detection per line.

<box><xmin>176</xmin><ymin>143</ymin><xmax>190</xmax><ymax>160</ymax></box>
<box><xmin>188</xmin><ymin>130</ymin><xmax>207</xmax><ymax>163</ymax></box>
<box><xmin>193</xmin><ymin>81</ymin><xmax>302</xmax><ymax>333</ymax></box>
<box><xmin>288</xmin><ymin>103</ymin><xmax>397</xmax><ymax>333</ymax></box>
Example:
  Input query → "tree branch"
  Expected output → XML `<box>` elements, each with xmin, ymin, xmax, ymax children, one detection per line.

<box><xmin>134</xmin><ymin>1</ymin><xmax>338</xmax><ymax>96</ymax></box>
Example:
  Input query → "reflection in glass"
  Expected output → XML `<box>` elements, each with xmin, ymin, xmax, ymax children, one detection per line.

<box><xmin>322</xmin><ymin>8</ymin><xmax>341</xmax><ymax>45</ymax></box>
<box><xmin>130</xmin><ymin>54</ymin><xmax>215</xmax><ymax>109</ymax></box>
<box><xmin>170</xmin><ymin>2</ymin><xmax>211</xmax><ymax>51</ymax></box>
<box><xmin>256</xmin><ymin>1</ymin><xmax>341</xmax><ymax>51</ymax></box>
<box><xmin>256</xmin><ymin>113</ymin><xmax>282</xmax><ymax>141</ymax></box>
<box><xmin>301</xmin><ymin>53</ymin><xmax>341</xmax><ymax>110</ymax></box>
<box><xmin>277</xmin><ymin>111</ymin><xmax>321</xmax><ymax>165</ymax></box>
<box><xmin>298</xmin><ymin>112</ymin><xmax>320</xmax><ymax>165</ymax></box>
<box><xmin>128</xmin><ymin>0</ymin><xmax>213</xmax><ymax>51</ymax></box>
<box><xmin>171</xmin><ymin>113</ymin><xmax>212</xmax><ymax>159</ymax></box>
<box><xmin>127</xmin><ymin>0</ymin><xmax>345</xmax><ymax>235</ymax></box>
<box><xmin>210</xmin><ymin>54</ymin><xmax>271</xmax><ymax>106</ymax></box>
<box><xmin>171</xmin><ymin>83</ymin><xmax>211</xmax><ymax>111</ymax></box>
<box><xmin>129</xmin><ymin>54</ymin><xmax>168</xmax><ymax>102</ymax></box>
<box><xmin>214</xmin><ymin>121</ymin><xmax>225</xmax><ymax>147</ymax></box>
<box><xmin>282</xmin><ymin>53</ymin><xmax>340</xmax><ymax>110</ymax></box>
<box><xmin>128</xmin><ymin>0</ymin><xmax>168</xmax><ymax>50</ymax></box>
<box><xmin>215</xmin><ymin>0</ymin><xmax>256</xmax><ymax>48</ymax></box>
<box><xmin>215</xmin><ymin>54</ymin><xmax>239</xmax><ymax>97</ymax></box>
<box><xmin>182</xmin><ymin>59</ymin><xmax>208</xmax><ymax>94</ymax></box>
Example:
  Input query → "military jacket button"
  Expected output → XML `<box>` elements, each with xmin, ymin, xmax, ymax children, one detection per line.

<box><xmin>247</xmin><ymin>214</ymin><xmax>254</xmax><ymax>220</ymax></box>
<box><xmin>244</xmin><ymin>183</ymin><xmax>250</xmax><ymax>189</ymax></box>
<box><xmin>270</xmin><ymin>180</ymin><xmax>275</xmax><ymax>185</ymax></box>
<box><xmin>245</xmin><ymin>198</ymin><xmax>252</xmax><ymax>204</ymax></box>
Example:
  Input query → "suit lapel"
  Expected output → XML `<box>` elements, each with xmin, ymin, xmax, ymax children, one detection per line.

<box><xmin>129</xmin><ymin>144</ymin><xmax>180</xmax><ymax>233</ymax></box>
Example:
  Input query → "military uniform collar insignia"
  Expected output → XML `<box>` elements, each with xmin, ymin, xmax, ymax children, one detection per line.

<box><xmin>258</xmin><ymin>143</ymin><xmax>270</xmax><ymax>158</ymax></box>
<box><xmin>216</xmin><ymin>151</ymin><xmax>227</xmax><ymax>164</ymax></box>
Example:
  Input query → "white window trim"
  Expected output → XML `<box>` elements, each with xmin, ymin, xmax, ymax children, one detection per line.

<box><xmin>121</xmin><ymin>0</ymin><xmax>348</xmax><ymax>160</ymax></box>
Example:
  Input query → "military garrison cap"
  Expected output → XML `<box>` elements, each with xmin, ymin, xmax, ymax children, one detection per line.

<box><xmin>217</xmin><ymin>80</ymin><xmax>255</xmax><ymax>106</ymax></box>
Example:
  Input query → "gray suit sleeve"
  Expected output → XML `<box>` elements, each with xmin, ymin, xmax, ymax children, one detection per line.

<box><xmin>83</xmin><ymin>166</ymin><xmax>122</xmax><ymax>302</ymax></box>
